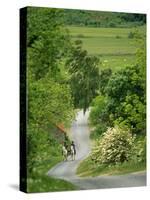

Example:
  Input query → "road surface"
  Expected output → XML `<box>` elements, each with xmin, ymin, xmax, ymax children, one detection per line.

<box><xmin>47</xmin><ymin>110</ymin><xmax>146</xmax><ymax>190</ymax></box>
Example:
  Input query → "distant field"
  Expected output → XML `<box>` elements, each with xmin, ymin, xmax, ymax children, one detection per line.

<box><xmin>68</xmin><ymin>26</ymin><xmax>146</xmax><ymax>71</ymax></box>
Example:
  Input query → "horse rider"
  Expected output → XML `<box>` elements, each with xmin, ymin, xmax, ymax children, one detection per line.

<box><xmin>71</xmin><ymin>141</ymin><xmax>76</xmax><ymax>159</ymax></box>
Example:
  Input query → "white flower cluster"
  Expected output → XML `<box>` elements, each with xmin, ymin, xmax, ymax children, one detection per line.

<box><xmin>91</xmin><ymin>126</ymin><xmax>135</xmax><ymax>165</ymax></box>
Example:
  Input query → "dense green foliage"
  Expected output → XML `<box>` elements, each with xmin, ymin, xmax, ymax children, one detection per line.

<box><xmin>27</xmin><ymin>8</ymin><xmax>66</xmax><ymax>47</ymax></box>
<box><xmin>105</xmin><ymin>65</ymin><xmax>146</xmax><ymax>134</ymax></box>
<box><xmin>90</xmin><ymin>35</ymin><xmax>146</xmax><ymax>136</ymax></box>
<box><xmin>27</xmin><ymin>7</ymin><xmax>76</xmax><ymax>192</ymax></box>
<box><xmin>64</xmin><ymin>10</ymin><xmax>146</xmax><ymax>28</ymax></box>
<box><xmin>89</xmin><ymin>96</ymin><xmax>108</xmax><ymax>139</ymax></box>
<box><xmin>28</xmin><ymin>78</ymin><xmax>74</xmax><ymax>126</ymax></box>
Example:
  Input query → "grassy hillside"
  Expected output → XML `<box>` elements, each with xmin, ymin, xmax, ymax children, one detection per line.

<box><xmin>77</xmin><ymin>158</ymin><xmax>146</xmax><ymax>177</ymax></box>
<box><xmin>27</xmin><ymin>131</ymin><xmax>77</xmax><ymax>193</ymax></box>
<box><xmin>68</xmin><ymin>26</ymin><xmax>146</xmax><ymax>71</ymax></box>
<box><xmin>27</xmin><ymin>157</ymin><xmax>77</xmax><ymax>192</ymax></box>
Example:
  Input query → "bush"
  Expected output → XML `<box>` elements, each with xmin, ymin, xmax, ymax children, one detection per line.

<box><xmin>128</xmin><ymin>31</ymin><xmax>135</xmax><ymax>39</ymax></box>
<box><xmin>132</xmin><ymin>136</ymin><xmax>146</xmax><ymax>163</ymax></box>
<box><xmin>89</xmin><ymin>96</ymin><xmax>107</xmax><ymax>126</ymax></box>
<box><xmin>108</xmin><ymin>22</ymin><xmax>116</xmax><ymax>27</ymax></box>
<box><xmin>116</xmin><ymin>35</ymin><xmax>121</xmax><ymax>39</ymax></box>
<box><xmin>27</xmin><ymin>124</ymin><xmax>63</xmax><ymax>174</ymax></box>
<box><xmin>128</xmin><ymin>30</ymin><xmax>142</xmax><ymax>39</ymax></box>
<box><xmin>76</xmin><ymin>34</ymin><xmax>85</xmax><ymax>38</ymax></box>
<box><xmin>90</xmin><ymin>124</ymin><xmax>107</xmax><ymax>139</ymax></box>
<box><xmin>91</xmin><ymin>126</ymin><xmax>135</xmax><ymax>165</ymax></box>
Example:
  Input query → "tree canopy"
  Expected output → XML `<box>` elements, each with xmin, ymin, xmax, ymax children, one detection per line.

<box><xmin>66</xmin><ymin>40</ymin><xmax>100</xmax><ymax>113</ymax></box>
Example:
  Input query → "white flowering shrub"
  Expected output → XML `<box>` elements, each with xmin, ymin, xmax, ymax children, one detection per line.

<box><xmin>91</xmin><ymin>126</ymin><xmax>135</xmax><ymax>165</ymax></box>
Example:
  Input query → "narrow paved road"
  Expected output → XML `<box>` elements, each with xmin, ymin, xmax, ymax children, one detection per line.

<box><xmin>47</xmin><ymin>110</ymin><xmax>146</xmax><ymax>190</ymax></box>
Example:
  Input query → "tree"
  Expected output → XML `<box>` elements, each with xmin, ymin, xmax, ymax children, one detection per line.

<box><xmin>89</xmin><ymin>95</ymin><xmax>108</xmax><ymax>138</ymax></box>
<box><xmin>26</xmin><ymin>7</ymin><xmax>75</xmax><ymax>176</ymax></box>
<box><xmin>117</xmin><ymin>94</ymin><xmax>146</xmax><ymax>134</ymax></box>
<box><xmin>27</xmin><ymin>7</ymin><xmax>71</xmax><ymax>80</ymax></box>
<box><xmin>27</xmin><ymin>7</ymin><xmax>65</xmax><ymax>47</ymax></box>
<box><xmin>90</xmin><ymin>96</ymin><xmax>107</xmax><ymax>126</ymax></box>
<box><xmin>28</xmin><ymin>77</ymin><xmax>75</xmax><ymax>127</ymax></box>
<box><xmin>66</xmin><ymin>40</ymin><xmax>100</xmax><ymax>113</ymax></box>
<box><xmin>99</xmin><ymin>68</ymin><xmax>112</xmax><ymax>95</ymax></box>
<box><xmin>105</xmin><ymin>64</ymin><xmax>146</xmax><ymax>134</ymax></box>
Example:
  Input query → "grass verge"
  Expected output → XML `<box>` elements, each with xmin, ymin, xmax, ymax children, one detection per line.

<box><xmin>77</xmin><ymin>157</ymin><xmax>146</xmax><ymax>177</ymax></box>
<box><xmin>27</xmin><ymin>157</ymin><xmax>77</xmax><ymax>193</ymax></box>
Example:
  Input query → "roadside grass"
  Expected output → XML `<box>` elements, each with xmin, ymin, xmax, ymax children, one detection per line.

<box><xmin>27</xmin><ymin>154</ymin><xmax>77</xmax><ymax>193</ymax></box>
<box><xmin>77</xmin><ymin>158</ymin><xmax>146</xmax><ymax>177</ymax></box>
<box><xmin>27</xmin><ymin>173</ymin><xmax>77</xmax><ymax>193</ymax></box>
<box><xmin>68</xmin><ymin>26</ymin><xmax>146</xmax><ymax>71</ymax></box>
<box><xmin>77</xmin><ymin>134</ymin><xmax>146</xmax><ymax>178</ymax></box>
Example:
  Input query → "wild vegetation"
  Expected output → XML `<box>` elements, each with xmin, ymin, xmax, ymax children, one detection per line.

<box><xmin>25</xmin><ymin>7</ymin><xmax>146</xmax><ymax>191</ymax></box>
<box><xmin>27</xmin><ymin>8</ymin><xmax>76</xmax><ymax>192</ymax></box>
<box><xmin>64</xmin><ymin>10</ymin><xmax>146</xmax><ymax>28</ymax></box>
<box><xmin>77</xmin><ymin>32</ymin><xmax>146</xmax><ymax>177</ymax></box>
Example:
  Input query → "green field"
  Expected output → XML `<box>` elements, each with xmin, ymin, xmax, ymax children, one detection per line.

<box><xmin>68</xmin><ymin>26</ymin><xmax>146</xmax><ymax>71</ymax></box>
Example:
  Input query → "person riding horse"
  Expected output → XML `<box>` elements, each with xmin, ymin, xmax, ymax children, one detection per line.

<box><xmin>70</xmin><ymin>141</ymin><xmax>76</xmax><ymax>161</ymax></box>
<box><xmin>62</xmin><ymin>141</ymin><xmax>76</xmax><ymax>161</ymax></box>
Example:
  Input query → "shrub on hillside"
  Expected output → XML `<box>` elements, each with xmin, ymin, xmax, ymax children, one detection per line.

<box><xmin>128</xmin><ymin>31</ymin><xmax>135</xmax><ymax>39</ymax></box>
<box><xmin>91</xmin><ymin>126</ymin><xmax>135</xmax><ymax>165</ymax></box>
<box><xmin>108</xmin><ymin>22</ymin><xmax>116</xmax><ymax>27</ymax></box>
<box><xmin>116</xmin><ymin>35</ymin><xmax>121</xmax><ymax>39</ymax></box>
<box><xmin>90</xmin><ymin>124</ymin><xmax>107</xmax><ymax>140</ymax></box>
<box><xmin>132</xmin><ymin>136</ymin><xmax>146</xmax><ymax>163</ymax></box>
<box><xmin>128</xmin><ymin>30</ymin><xmax>142</xmax><ymax>39</ymax></box>
<box><xmin>76</xmin><ymin>34</ymin><xmax>85</xmax><ymax>38</ymax></box>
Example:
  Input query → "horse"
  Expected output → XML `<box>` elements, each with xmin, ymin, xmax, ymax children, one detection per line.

<box><xmin>62</xmin><ymin>146</ymin><xmax>68</xmax><ymax>161</ymax></box>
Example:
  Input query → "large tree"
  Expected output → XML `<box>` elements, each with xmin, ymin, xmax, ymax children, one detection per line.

<box><xmin>105</xmin><ymin>64</ymin><xmax>146</xmax><ymax>134</ymax></box>
<box><xmin>26</xmin><ymin>7</ymin><xmax>75</xmax><ymax>175</ymax></box>
<box><xmin>27</xmin><ymin>7</ymin><xmax>71</xmax><ymax>80</ymax></box>
<box><xmin>66</xmin><ymin>40</ymin><xmax>100</xmax><ymax>113</ymax></box>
